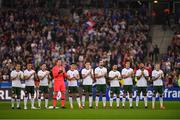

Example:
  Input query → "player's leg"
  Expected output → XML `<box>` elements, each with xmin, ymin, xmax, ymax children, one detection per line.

<box><xmin>60</xmin><ymin>84</ymin><xmax>66</xmax><ymax>108</ymax></box>
<box><xmin>38</xmin><ymin>86</ymin><xmax>42</xmax><ymax>108</ymax></box>
<box><xmin>95</xmin><ymin>85</ymin><xmax>100</xmax><ymax>109</ymax></box>
<box><xmin>122</xmin><ymin>86</ymin><xmax>127</xmax><ymax>108</ymax></box>
<box><xmin>109</xmin><ymin>87</ymin><xmax>114</xmax><ymax>108</ymax></box>
<box><xmin>75</xmin><ymin>87</ymin><xmax>82</xmax><ymax>109</ymax></box>
<box><xmin>24</xmin><ymin>86</ymin><xmax>29</xmax><ymax>109</ymax></box>
<box><xmin>30</xmin><ymin>86</ymin><xmax>36</xmax><ymax>109</ymax></box>
<box><xmin>88</xmin><ymin>86</ymin><xmax>93</xmax><ymax>108</ymax></box>
<box><xmin>143</xmin><ymin>87</ymin><xmax>148</xmax><ymax>108</ymax></box>
<box><xmin>159</xmin><ymin>86</ymin><xmax>165</xmax><ymax>109</ymax></box>
<box><xmin>81</xmin><ymin>85</ymin><xmax>86</xmax><ymax>107</ymax></box>
<box><xmin>53</xmin><ymin>82</ymin><xmax>59</xmax><ymax>108</ymax></box>
<box><xmin>152</xmin><ymin>86</ymin><xmax>157</xmax><ymax>109</ymax></box>
<box><xmin>116</xmin><ymin>93</ymin><xmax>120</xmax><ymax>108</ymax></box>
<box><xmin>128</xmin><ymin>85</ymin><xmax>133</xmax><ymax>108</ymax></box>
<box><xmin>11</xmin><ymin>87</ymin><xmax>16</xmax><ymax>109</ymax></box>
<box><xmin>102</xmin><ymin>85</ymin><xmax>107</xmax><ymax>108</ymax></box>
<box><xmin>53</xmin><ymin>91</ymin><xmax>58</xmax><ymax>108</ymax></box>
<box><xmin>136</xmin><ymin>87</ymin><xmax>141</xmax><ymax>108</ymax></box>
<box><xmin>16</xmin><ymin>87</ymin><xmax>21</xmax><ymax>109</ymax></box>
<box><xmin>68</xmin><ymin>87</ymin><xmax>73</xmax><ymax>109</ymax></box>
<box><xmin>44</xmin><ymin>86</ymin><xmax>49</xmax><ymax>108</ymax></box>
<box><xmin>116</xmin><ymin>87</ymin><xmax>120</xmax><ymax>108</ymax></box>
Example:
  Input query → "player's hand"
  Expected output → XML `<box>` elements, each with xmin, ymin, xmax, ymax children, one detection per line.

<box><xmin>59</xmin><ymin>70</ymin><xmax>63</xmax><ymax>74</ymax></box>
<box><xmin>115</xmin><ymin>75</ymin><xmax>118</xmax><ymax>78</ymax></box>
<box><xmin>31</xmin><ymin>71</ymin><xmax>35</xmax><ymax>76</ymax></box>
<box><xmin>18</xmin><ymin>74</ymin><xmax>21</xmax><ymax>78</ymax></box>
<box><xmin>46</xmin><ymin>71</ymin><xmax>50</xmax><ymax>75</ymax></box>
<box><xmin>157</xmin><ymin>74</ymin><xmax>161</xmax><ymax>79</ymax></box>
<box><xmin>71</xmin><ymin>77</ymin><xmax>75</xmax><ymax>80</ymax></box>
<box><xmin>142</xmin><ymin>71</ymin><xmax>144</xmax><ymax>76</ymax></box>
<box><xmin>130</xmin><ymin>71</ymin><xmax>134</xmax><ymax>76</ymax></box>
<box><xmin>127</xmin><ymin>73</ymin><xmax>131</xmax><ymax>77</ymax></box>
<box><xmin>30</xmin><ymin>71</ymin><xmax>35</xmax><ymax>76</ymax></box>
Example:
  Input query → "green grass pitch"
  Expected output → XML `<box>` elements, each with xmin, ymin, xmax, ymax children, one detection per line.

<box><xmin>0</xmin><ymin>101</ymin><xmax>180</xmax><ymax>119</ymax></box>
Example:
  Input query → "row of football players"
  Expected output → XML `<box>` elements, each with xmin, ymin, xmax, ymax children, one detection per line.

<box><xmin>10</xmin><ymin>60</ymin><xmax>165</xmax><ymax>109</ymax></box>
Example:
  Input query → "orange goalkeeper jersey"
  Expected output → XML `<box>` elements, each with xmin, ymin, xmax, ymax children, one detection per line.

<box><xmin>52</xmin><ymin>65</ymin><xmax>67</xmax><ymax>81</ymax></box>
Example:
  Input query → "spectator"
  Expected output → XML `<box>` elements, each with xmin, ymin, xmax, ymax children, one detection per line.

<box><xmin>153</xmin><ymin>44</ymin><xmax>159</xmax><ymax>63</ymax></box>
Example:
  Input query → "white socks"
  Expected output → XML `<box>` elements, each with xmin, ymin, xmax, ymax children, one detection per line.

<box><xmin>31</xmin><ymin>98</ymin><xmax>35</xmax><ymax>108</ymax></box>
<box><xmin>160</xmin><ymin>97</ymin><xmax>163</xmax><ymax>107</ymax></box>
<box><xmin>110</xmin><ymin>97</ymin><xmax>120</xmax><ymax>107</ymax></box>
<box><xmin>136</xmin><ymin>96</ymin><xmax>148</xmax><ymax>107</ymax></box>
<box><xmin>45</xmin><ymin>99</ymin><xmax>48</xmax><ymax>108</ymax></box>
<box><xmin>12</xmin><ymin>98</ymin><xmax>21</xmax><ymax>108</ymax></box>
<box><xmin>38</xmin><ymin>98</ymin><xmax>48</xmax><ymax>108</ymax></box>
<box><xmin>144</xmin><ymin>96</ymin><xmax>147</xmax><ymax>107</ymax></box>
<box><xmin>11</xmin><ymin>98</ymin><xmax>15</xmax><ymax>108</ymax></box>
<box><xmin>136</xmin><ymin>96</ymin><xmax>139</xmax><ymax>107</ymax></box>
<box><xmin>82</xmin><ymin>95</ymin><xmax>85</xmax><ymax>106</ymax></box>
<box><xmin>69</xmin><ymin>97</ymin><xmax>73</xmax><ymax>106</ymax></box>
<box><xmin>95</xmin><ymin>96</ymin><xmax>99</xmax><ymax>107</ymax></box>
<box><xmin>122</xmin><ymin>97</ymin><xmax>126</xmax><ymax>107</ymax></box>
<box><xmin>102</xmin><ymin>97</ymin><xmax>106</xmax><ymax>107</ymax></box>
<box><xmin>116</xmin><ymin>98</ymin><xmax>120</xmax><ymax>107</ymax></box>
<box><xmin>82</xmin><ymin>95</ymin><xmax>93</xmax><ymax>107</ymax></box>
<box><xmin>38</xmin><ymin>99</ymin><xmax>41</xmax><ymax>108</ymax></box>
<box><xmin>16</xmin><ymin>99</ymin><xmax>20</xmax><ymax>108</ymax></box>
<box><xmin>152</xmin><ymin>97</ymin><xmax>155</xmax><ymax>108</ymax></box>
<box><xmin>89</xmin><ymin>96</ymin><xmax>93</xmax><ymax>107</ymax></box>
<box><xmin>110</xmin><ymin>98</ymin><xmax>113</xmax><ymax>107</ymax></box>
<box><xmin>76</xmin><ymin>97</ymin><xmax>81</xmax><ymax>107</ymax></box>
<box><xmin>129</xmin><ymin>98</ymin><xmax>132</xmax><ymax>107</ymax></box>
<box><xmin>24</xmin><ymin>97</ymin><xmax>28</xmax><ymax>108</ymax></box>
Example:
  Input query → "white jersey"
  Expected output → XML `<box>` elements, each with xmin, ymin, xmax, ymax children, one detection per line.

<box><xmin>121</xmin><ymin>68</ymin><xmax>133</xmax><ymax>85</ymax></box>
<box><xmin>11</xmin><ymin>70</ymin><xmax>23</xmax><ymax>88</ymax></box>
<box><xmin>95</xmin><ymin>67</ymin><xmax>107</xmax><ymax>85</ymax></box>
<box><xmin>136</xmin><ymin>69</ymin><xmax>149</xmax><ymax>87</ymax></box>
<box><xmin>81</xmin><ymin>68</ymin><xmax>93</xmax><ymax>85</ymax></box>
<box><xmin>24</xmin><ymin>69</ymin><xmax>35</xmax><ymax>86</ymax></box>
<box><xmin>67</xmin><ymin>70</ymin><xmax>79</xmax><ymax>87</ymax></box>
<box><xmin>38</xmin><ymin>70</ymin><xmax>49</xmax><ymax>86</ymax></box>
<box><xmin>152</xmin><ymin>70</ymin><xmax>164</xmax><ymax>86</ymax></box>
<box><xmin>109</xmin><ymin>70</ymin><xmax>121</xmax><ymax>87</ymax></box>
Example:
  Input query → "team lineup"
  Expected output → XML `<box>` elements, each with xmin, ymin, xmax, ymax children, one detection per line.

<box><xmin>10</xmin><ymin>59</ymin><xmax>165</xmax><ymax>110</ymax></box>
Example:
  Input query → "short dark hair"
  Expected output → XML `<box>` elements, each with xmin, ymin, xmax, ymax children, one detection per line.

<box><xmin>40</xmin><ymin>62</ymin><xmax>46</xmax><ymax>66</ymax></box>
<box><xmin>15</xmin><ymin>62</ymin><xmax>21</xmax><ymax>66</ymax></box>
<box><xmin>55</xmin><ymin>59</ymin><xmax>62</xmax><ymax>64</ymax></box>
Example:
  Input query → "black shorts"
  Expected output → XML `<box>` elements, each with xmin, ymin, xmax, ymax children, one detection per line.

<box><xmin>39</xmin><ymin>86</ymin><xmax>49</xmax><ymax>94</ymax></box>
<box><xmin>68</xmin><ymin>86</ymin><xmax>79</xmax><ymax>94</ymax></box>
<box><xmin>96</xmin><ymin>84</ymin><xmax>106</xmax><ymax>94</ymax></box>
<box><xmin>110</xmin><ymin>87</ymin><xmax>120</xmax><ymax>94</ymax></box>
<box><xmin>153</xmin><ymin>86</ymin><xmax>163</xmax><ymax>95</ymax></box>
<box><xmin>82</xmin><ymin>85</ymin><xmax>92</xmax><ymax>93</ymax></box>
<box><xmin>123</xmin><ymin>85</ymin><xmax>133</xmax><ymax>94</ymax></box>
<box><xmin>25</xmin><ymin>86</ymin><xmax>35</xmax><ymax>95</ymax></box>
<box><xmin>12</xmin><ymin>87</ymin><xmax>21</xmax><ymax>96</ymax></box>
<box><xmin>137</xmin><ymin>87</ymin><xmax>147</xmax><ymax>95</ymax></box>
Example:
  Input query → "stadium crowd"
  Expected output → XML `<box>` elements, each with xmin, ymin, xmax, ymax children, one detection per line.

<box><xmin>0</xmin><ymin>0</ymin><xmax>179</xmax><ymax>88</ymax></box>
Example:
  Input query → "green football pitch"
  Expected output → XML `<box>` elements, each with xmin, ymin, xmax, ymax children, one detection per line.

<box><xmin>0</xmin><ymin>101</ymin><xmax>180</xmax><ymax>119</ymax></box>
